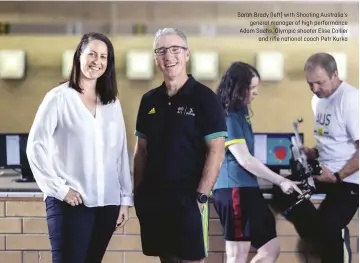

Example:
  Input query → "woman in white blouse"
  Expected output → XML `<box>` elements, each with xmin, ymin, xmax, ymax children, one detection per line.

<box><xmin>26</xmin><ymin>32</ymin><xmax>133</xmax><ymax>263</ymax></box>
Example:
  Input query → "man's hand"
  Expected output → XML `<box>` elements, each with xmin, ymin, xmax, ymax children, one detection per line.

<box><xmin>313</xmin><ymin>165</ymin><xmax>337</xmax><ymax>183</ymax></box>
<box><xmin>302</xmin><ymin>147</ymin><xmax>318</xmax><ymax>160</ymax></box>
<box><xmin>64</xmin><ymin>189</ymin><xmax>83</xmax><ymax>206</ymax></box>
<box><xmin>115</xmin><ymin>206</ymin><xmax>129</xmax><ymax>230</ymax></box>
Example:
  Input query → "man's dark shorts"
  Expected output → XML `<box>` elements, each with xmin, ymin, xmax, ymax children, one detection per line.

<box><xmin>134</xmin><ymin>191</ymin><xmax>209</xmax><ymax>261</ymax></box>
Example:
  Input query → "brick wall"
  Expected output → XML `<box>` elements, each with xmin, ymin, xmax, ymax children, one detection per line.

<box><xmin>0</xmin><ymin>198</ymin><xmax>358</xmax><ymax>263</ymax></box>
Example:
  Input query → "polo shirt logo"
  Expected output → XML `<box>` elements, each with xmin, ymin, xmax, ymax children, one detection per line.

<box><xmin>177</xmin><ymin>106</ymin><xmax>184</xmax><ymax>114</ymax></box>
<box><xmin>177</xmin><ymin>106</ymin><xmax>196</xmax><ymax>116</ymax></box>
<box><xmin>148</xmin><ymin>107</ymin><xmax>156</xmax><ymax>114</ymax></box>
<box><xmin>185</xmin><ymin>108</ymin><xmax>195</xmax><ymax>116</ymax></box>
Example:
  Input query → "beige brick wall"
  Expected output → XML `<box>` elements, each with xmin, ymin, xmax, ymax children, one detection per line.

<box><xmin>0</xmin><ymin>198</ymin><xmax>358</xmax><ymax>263</ymax></box>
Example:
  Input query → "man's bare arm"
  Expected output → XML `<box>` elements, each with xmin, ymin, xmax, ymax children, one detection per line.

<box><xmin>197</xmin><ymin>137</ymin><xmax>225</xmax><ymax>194</ymax></box>
<box><xmin>133</xmin><ymin>137</ymin><xmax>147</xmax><ymax>193</ymax></box>
<box><xmin>338</xmin><ymin>140</ymin><xmax>359</xmax><ymax>180</ymax></box>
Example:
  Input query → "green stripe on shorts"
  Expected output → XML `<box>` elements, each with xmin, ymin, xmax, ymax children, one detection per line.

<box><xmin>201</xmin><ymin>202</ymin><xmax>209</xmax><ymax>257</ymax></box>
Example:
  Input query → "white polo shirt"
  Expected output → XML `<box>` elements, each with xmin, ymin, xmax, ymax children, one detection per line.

<box><xmin>26</xmin><ymin>82</ymin><xmax>134</xmax><ymax>207</ymax></box>
<box><xmin>312</xmin><ymin>81</ymin><xmax>359</xmax><ymax>184</ymax></box>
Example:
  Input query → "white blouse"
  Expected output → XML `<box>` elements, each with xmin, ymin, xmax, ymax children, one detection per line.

<box><xmin>26</xmin><ymin>82</ymin><xmax>133</xmax><ymax>207</ymax></box>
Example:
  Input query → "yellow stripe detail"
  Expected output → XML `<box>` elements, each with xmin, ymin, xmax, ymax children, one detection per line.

<box><xmin>225</xmin><ymin>138</ymin><xmax>246</xmax><ymax>148</ymax></box>
<box><xmin>343</xmin><ymin>229</ymin><xmax>348</xmax><ymax>263</ymax></box>
<box><xmin>201</xmin><ymin>203</ymin><xmax>209</xmax><ymax>257</ymax></box>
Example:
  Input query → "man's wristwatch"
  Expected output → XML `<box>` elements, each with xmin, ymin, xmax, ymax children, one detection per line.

<box><xmin>334</xmin><ymin>172</ymin><xmax>342</xmax><ymax>183</ymax></box>
<box><xmin>196</xmin><ymin>192</ymin><xmax>209</xmax><ymax>203</ymax></box>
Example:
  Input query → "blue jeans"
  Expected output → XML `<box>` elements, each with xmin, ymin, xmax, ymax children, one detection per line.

<box><xmin>45</xmin><ymin>196</ymin><xmax>120</xmax><ymax>263</ymax></box>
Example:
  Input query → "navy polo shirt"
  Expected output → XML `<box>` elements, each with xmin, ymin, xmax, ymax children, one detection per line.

<box><xmin>135</xmin><ymin>75</ymin><xmax>228</xmax><ymax>195</ymax></box>
<box><xmin>213</xmin><ymin>106</ymin><xmax>259</xmax><ymax>190</ymax></box>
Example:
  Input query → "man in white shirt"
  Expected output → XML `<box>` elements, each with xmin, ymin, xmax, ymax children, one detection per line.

<box><xmin>301</xmin><ymin>53</ymin><xmax>359</xmax><ymax>263</ymax></box>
